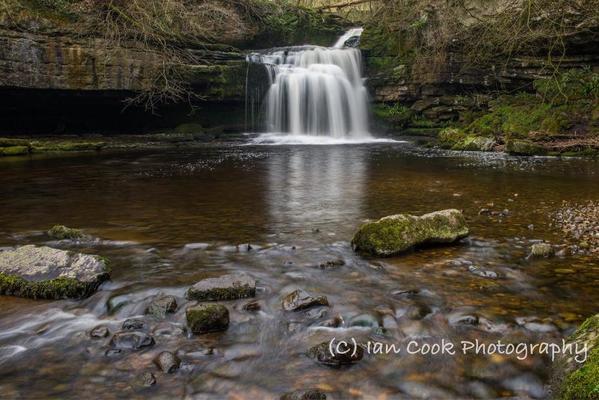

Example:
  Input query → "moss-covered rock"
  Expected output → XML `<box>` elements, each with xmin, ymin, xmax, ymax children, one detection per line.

<box><xmin>186</xmin><ymin>304</ymin><xmax>229</xmax><ymax>334</ymax></box>
<box><xmin>47</xmin><ymin>224</ymin><xmax>87</xmax><ymax>240</ymax></box>
<box><xmin>438</xmin><ymin>128</ymin><xmax>497</xmax><ymax>151</ymax></box>
<box><xmin>186</xmin><ymin>273</ymin><xmax>256</xmax><ymax>301</ymax></box>
<box><xmin>506</xmin><ymin>139</ymin><xmax>547</xmax><ymax>156</ymax></box>
<box><xmin>0</xmin><ymin>145</ymin><xmax>30</xmax><ymax>156</ymax></box>
<box><xmin>0</xmin><ymin>245</ymin><xmax>109</xmax><ymax>299</ymax></box>
<box><xmin>530</xmin><ymin>243</ymin><xmax>554</xmax><ymax>257</ymax></box>
<box><xmin>552</xmin><ymin>314</ymin><xmax>599</xmax><ymax>399</ymax></box>
<box><xmin>352</xmin><ymin>209</ymin><xmax>469</xmax><ymax>257</ymax></box>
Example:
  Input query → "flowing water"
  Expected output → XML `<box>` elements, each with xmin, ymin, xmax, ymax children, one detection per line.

<box><xmin>247</xmin><ymin>29</ymin><xmax>371</xmax><ymax>142</ymax></box>
<box><xmin>0</xmin><ymin>144</ymin><xmax>598</xmax><ymax>399</ymax></box>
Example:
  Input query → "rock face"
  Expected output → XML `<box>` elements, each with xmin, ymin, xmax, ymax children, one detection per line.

<box><xmin>0</xmin><ymin>245</ymin><xmax>109</xmax><ymax>299</ymax></box>
<box><xmin>186</xmin><ymin>304</ymin><xmax>229</xmax><ymax>334</ymax></box>
<box><xmin>282</xmin><ymin>289</ymin><xmax>329</xmax><ymax>312</ymax></box>
<box><xmin>352</xmin><ymin>209</ymin><xmax>469</xmax><ymax>257</ymax></box>
<box><xmin>307</xmin><ymin>341</ymin><xmax>364</xmax><ymax>367</ymax></box>
<box><xmin>551</xmin><ymin>314</ymin><xmax>599</xmax><ymax>399</ymax></box>
<box><xmin>186</xmin><ymin>274</ymin><xmax>255</xmax><ymax>301</ymax></box>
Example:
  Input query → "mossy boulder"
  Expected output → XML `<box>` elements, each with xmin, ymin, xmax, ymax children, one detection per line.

<box><xmin>352</xmin><ymin>209</ymin><xmax>469</xmax><ymax>257</ymax></box>
<box><xmin>186</xmin><ymin>273</ymin><xmax>256</xmax><ymax>301</ymax></box>
<box><xmin>47</xmin><ymin>225</ymin><xmax>87</xmax><ymax>240</ymax></box>
<box><xmin>186</xmin><ymin>304</ymin><xmax>229</xmax><ymax>334</ymax></box>
<box><xmin>552</xmin><ymin>314</ymin><xmax>599</xmax><ymax>399</ymax></box>
<box><xmin>506</xmin><ymin>139</ymin><xmax>547</xmax><ymax>156</ymax></box>
<box><xmin>0</xmin><ymin>245</ymin><xmax>109</xmax><ymax>299</ymax></box>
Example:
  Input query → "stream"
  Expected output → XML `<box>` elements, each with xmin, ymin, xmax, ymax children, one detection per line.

<box><xmin>0</xmin><ymin>143</ymin><xmax>598</xmax><ymax>399</ymax></box>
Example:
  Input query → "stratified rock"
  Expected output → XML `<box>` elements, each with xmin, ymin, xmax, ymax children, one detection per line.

<box><xmin>186</xmin><ymin>274</ymin><xmax>255</xmax><ymax>301</ymax></box>
<box><xmin>47</xmin><ymin>225</ymin><xmax>87</xmax><ymax>240</ymax></box>
<box><xmin>281</xmin><ymin>389</ymin><xmax>327</xmax><ymax>400</ymax></box>
<box><xmin>282</xmin><ymin>289</ymin><xmax>329</xmax><ymax>312</ymax></box>
<box><xmin>90</xmin><ymin>325</ymin><xmax>109</xmax><ymax>338</ymax></box>
<box><xmin>186</xmin><ymin>304</ymin><xmax>229</xmax><ymax>334</ymax></box>
<box><xmin>122</xmin><ymin>318</ymin><xmax>146</xmax><ymax>331</ymax></box>
<box><xmin>154</xmin><ymin>351</ymin><xmax>180</xmax><ymax>374</ymax></box>
<box><xmin>0</xmin><ymin>245</ymin><xmax>109</xmax><ymax>299</ymax></box>
<box><xmin>146</xmin><ymin>295</ymin><xmax>177</xmax><ymax>319</ymax></box>
<box><xmin>110</xmin><ymin>331</ymin><xmax>155</xmax><ymax>350</ymax></box>
<box><xmin>307</xmin><ymin>341</ymin><xmax>364</xmax><ymax>367</ymax></box>
<box><xmin>530</xmin><ymin>243</ymin><xmax>554</xmax><ymax>258</ymax></box>
<box><xmin>551</xmin><ymin>313</ymin><xmax>599</xmax><ymax>399</ymax></box>
<box><xmin>351</xmin><ymin>209</ymin><xmax>469</xmax><ymax>257</ymax></box>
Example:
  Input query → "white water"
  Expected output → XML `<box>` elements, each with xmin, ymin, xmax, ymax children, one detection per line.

<box><xmin>249</xmin><ymin>29</ymin><xmax>373</xmax><ymax>142</ymax></box>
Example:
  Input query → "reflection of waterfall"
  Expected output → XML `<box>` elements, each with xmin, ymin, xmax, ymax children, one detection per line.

<box><xmin>247</xmin><ymin>29</ymin><xmax>370</xmax><ymax>139</ymax></box>
<box><xmin>266</xmin><ymin>147</ymin><xmax>368</xmax><ymax>228</ymax></box>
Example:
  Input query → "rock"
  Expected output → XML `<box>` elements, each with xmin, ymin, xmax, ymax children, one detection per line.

<box><xmin>307</xmin><ymin>341</ymin><xmax>363</xmax><ymax>367</ymax></box>
<box><xmin>186</xmin><ymin>274</ymin><xmax>255</xmax><ymax>301</ymax></box>
<box><xmin>551</xmin><ymin>313</ymin><xmax>599</xmax><ymax>399</ymax></box>
<box><xmin>242</xmin><ymin>300</ymin><xmax>261</xmax><ymax>312</ymax></box>
<box><xmin>282</xmin><ymin>289</ymin><xmax>329</xmax><ymax>312</ymax></box>
<box><xmin>122</xmin><ymin>318</ymin><xmax>146</xmax><ymax>331</ymax></box>
<box><xmin>349</xmin><ymin>313</ymin><xmax>379</xmax><ymax>327</ymax></box>
<box><xmin>316</xmin><ymin>259</ymin><xmax>345</xmax><ymax>269</ymax></box>
<box><xmin>530</xmin><ymin>243</ymin><xmax>554</xmax><ymax>257</ymax></box>
<box><xmin>351</xmin><ymin>209</ymin><xmax>469</xmax><ymax>257</ymax></box>
<box><xmin>138</xmin><ymin>371</ymin><xmax>156</xmax><ymax>387</ymax></box>
<box><xmin>506</xmin><ymin>140</ymin><xmax>546</xmax><ymax>156</ymax></box>
<box><xmin>280</xmin><ymin>389</ymin><xmax>327</xmax><ymax>400</ymax></box>
<box><xmin>406</xmin><ymin>304</ymin><xmax>432</xmax><ymax>320</ymax></box>
<box><xmin>154</xmin><ymin>351</ymin><xmax>180</xmax><ymax>374</ymax></box>
<box><xmin>0</xmin><ymin>245</ymin><xmax>109</xmax><ymax>299</ymax></box>
<box><xmin>152</xmin><ymin>322</ymin><xmax>186</xmax><ymax>337</ymax></box>
<box><xmin>90</xmin><ymin>326</ymin><xmax>109</xmax><ymax>338</ymax></box>
<box><xmin>146</xmin><ymin>295</ymin><xmax>177</xmax><ymax>319</ymax></box>
<box><xmin>321</xmin><ymin>315</ymin><xmax>344</xmax><ymax>328</ymax></box>
<box><xmin>468</xmin><ymin>265</ymin><xmax>498</xmax><ymax>279</ymax></box>
<box><xmin>186</xmin><ymin>304</ymin><xmax>229</xmax><ymax>334</ymax></box>
<box><xmin>110</xmin><ymin>331</ymin><xmax>155</xmax><ymax>350</ymax></box>
<box><xmin>47</xmin><ymin>225</ymin><xmax>87</xmax><ymax>240</ymax></box>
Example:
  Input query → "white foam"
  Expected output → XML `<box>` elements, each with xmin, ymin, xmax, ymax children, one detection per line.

<box><xmin>250</xmin><ymin>133</ymin><xmax>402</xmax><ymax>146</ymax></box>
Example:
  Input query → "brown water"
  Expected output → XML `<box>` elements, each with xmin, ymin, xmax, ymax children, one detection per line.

<box><xmin>0</xmin><ymin>142</ymin><xmax>598</xmax><ymax>399</ymax></box>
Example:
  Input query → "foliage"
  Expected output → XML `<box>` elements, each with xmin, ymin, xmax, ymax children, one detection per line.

<box><xmin>534</xmin><ymin>67</ymin><xmax>599</xmax><ymax>103</ymax></box>
<box><xmin>373</xmin><ymin>103</ymin><xmax>413</xmax><ymax>127</ymax></box>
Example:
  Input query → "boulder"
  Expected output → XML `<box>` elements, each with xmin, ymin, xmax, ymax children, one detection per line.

<box><xmin>47</xmin><ymin>225</ymin><xmax>87</xmax><ymax>240</ymax></box>
<box><xmin>0</xmin><ymin>245</ymin><xmax>109</xmax><ymax>299</ymax></box>
<box><xmin>146</xmin><ymin>295</ymin><xmax>178</xmax><ymax>319</ymax></box>
<box><xmin>351</xmin><ymin>209</ymin><xmax>469</xmax><ymax>257</ymax></box>
<box><xmin>154</xmin><ymin>351</ymin><xmax>180</xmax><ymax>374</ymax></box>
<box><xmin>186</xmin><ymin>273</ymin><xmax>255</xmax><ymax>301</ymax></box>
<box><xmin>551</xmin><ymin>314</ymin><xmax>599</xmax><ymax>399</ymax></box>
<box><xmin>307</xmin><ymin>341</ymin><xmax>364</xmax><ymax>367</ymax></box>
<box><xmin>506</xmin><ymin>140</ymin><xmax>546</xmax><ymax>156</ymax></box>
<box><xmin>282</xmin><ymin>289</ymin><xmax>329</xmax><ymax>312</ymax></box>
<box><xmin>186</xmin><ymin>304</ymin><xmax>229</xmax><ymax>334</ymax></box>
<box><xmin>530</xmin><ymin>243</ymin><xmax>554</xmax><ymax>258</ymax></box>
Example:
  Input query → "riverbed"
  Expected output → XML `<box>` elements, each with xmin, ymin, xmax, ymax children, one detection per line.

<box><xmin>0</xmin><ymin>142</ymin><xmax>598</xmax><ymax>399</ymax></box>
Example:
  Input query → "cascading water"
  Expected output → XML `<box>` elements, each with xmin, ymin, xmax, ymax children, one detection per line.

<box><xmin>247</xmin><ymin>29</ymin><xmax>372</xmax><ymax>141</ymax></box>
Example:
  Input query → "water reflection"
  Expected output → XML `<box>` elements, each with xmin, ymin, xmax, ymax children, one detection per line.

<box><xmin>266</xmin><ymin>146</ymin><xmax>368</xmax><ymax>230</ymax></box>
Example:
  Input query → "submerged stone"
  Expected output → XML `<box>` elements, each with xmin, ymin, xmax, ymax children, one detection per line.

<box><xmin>0</xmin><ymin>245</ymin><xmax>109</xmax><ymax>299</ymax></box>
<box><xmin>154</xmin><ymin>351</ymin><xmax>180</xmax><ymax>374</ymax></box>
<box><xmin>90</xmin><ymin>325</ymin><xmax>109</xmax><ymax>338</ymax></box>
<box><xmin>122</xmin><ymin>318</ymin><xmax>146</xmax><ymax>331</ymax></box>
<box><xmin>307</xmin><ymin>341</ymin><xmax>363</xmax><ymax>367</ymax></box>
<box><xmin>47</xmin><ymin>225</ymin><xmax>87</xmax><ymax>240</ymax></box>
<box><xmin>138</xmin><ymin>371</ymin><xmax>156</xmax><ymax>387</ymax></box>
<box><xmin>351</xmin><ymin>209</ymin><xmax>469</xmax><ymax>257</ymax></box>
<box><xmin>186</xmin><ymin>304</ymin><xmax>229</xmax><ymax>334</ymax></box>
<box><xmin>110</xmin><ymin>331</ymin><xmax>155</xmax><ymax>350</ymax></box>
<box><xmin>186</xmin><ymin>273</ymin><xmax>255</xmax><ymax>301</ymax></box>
<box><xmin>280</xmin><ymin>389</ymin><xmax>327</xmax><ymax>400</ymax></box>
<box><xmin>282</xmin><ymin>289</ymin><xmax>329</xmax><ymax>312</ymax></box>
<box><xmin>146</xmin><ymin>295</ymin><xmax>178</xmax><ymax>319</ymax></box>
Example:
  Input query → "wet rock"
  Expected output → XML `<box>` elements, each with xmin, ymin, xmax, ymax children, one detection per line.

<box><xmin>307</xmin><ymin>341</ymin><xmax>363</xmax><ymax>367</ymax></box>
<box><xmin>138</xmin><ymin>371</ymin><xmax>156</xmax><ymax>387</ymax></box>
<box><xmin>146</xmin><ymin>295</ymin><xmax>177</xmax><ymax>319</ymax></box>
<box><xmin>530</xmin><ymin>243</ymin><xmax>554</xmax><ymax>257</ymax></box>
<box><xmin>0</xmin><ymin>245</ymin><xmax>109</xmax><ymax>299</ymax></box>
<box><xmin>280</xmin><ymin>389</ymin><xmax>327</xmax><ymax>400</ymax></box>
<box><xmin>506</xmin><ymin>139</ymin><xmax>546</xmax><ymax>156</ymax></box>
<box><xmin>406</xmin><ymin>304</ymin><xmax>432</xmax><ymax>320</ymax></box>
<box><xmin>449</xmin><ymin>313</ymin><xmax>479</xmax><ymax>326</ymax></box>
<box><xmin>315</xmin><ymin>259</ymin><xmax>345</xmax><ymax>269</ymax></box>
<box><xmin>110</xmin><ymin>331</ymin><xmax>155</xmax><ymax>350</ymax></box>
<box><xmin>351</xmin><ymin>209</ymin><xmax>469</xmax><ymax>257</ymax></box>
<box><xmin>90</xmin><ymin>325</ymin><xmax>109</xmax><ymax>338</ymax></box>
<box><xmin>242</xmin><ymin>300</ymin><xmax>261</xmax><ymax>312</ymax></box>
<box><xmin>186</xmin><ymin>304</ymin><xmax>229</xmax><ymax>334</ymax></box>
<box><xmin>152</xmin><ymin>322</ymin><xmax>185</xmax><ymax>337</ymax></box>
<box><xmin>105</xmin><ymin>348</ymin><xmax>123</xmax><ymax>357</ymax></box>
<box><xmin>154</xmin><ymin>351</ymin><xmax>180</xmax><ymax>374</ymax></box>
<box><xmin>122</xmin><ymin>318</ymin><xmax>146</xmax><ymax>331</ymax></box>
<box><xmin>349</xmin><ymin>313</ymin><xmax>379</xmax><ymax>328</ymax></box>
<box><xmin>186</xmin><ymin>273</ymin><xmax>255</xmax><ymax>301</ymax></box>
<box><xmin>47</xmin><ymin>225</ymin><xmax>87</xmax><ymax>240</ymax></box>
<box><xmin>282</xmin><ymin>289</ymin><xmax>329</xmax><ymax>312</ymax></box>
<box><xmin>551</xmin><ymin>313</ymin><xmax>599</xmax><ymax>399</ymax></box>
<box><xmin>391</xmin><ymin>289</ymin><xmax>420</xmax><ymax>299</ymax></box>
<box><xmin>468</xmin><ymin>265</ymin><xmax>498</xmax><ymax>279</ymax></box>
<box><xmin>321</xmin><ymin>315</ymin><xmax>344</xmax><ymax>328</ymax></box>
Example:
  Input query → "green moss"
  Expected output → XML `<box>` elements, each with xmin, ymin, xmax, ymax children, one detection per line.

<box><xmin>352</xmin><ymin>210</ymin><xmax>469</xmax><ymax>257</ymax></box>
<box><xmin>506</xmin><ymin>139</ymin><xmax>546</xmax><ymax>156</ymax></box>
<box><xmin>31</xmin><ymin>141</ymin><xmax>105</xmax><ymax>153</ymax></box>
<box><xmin>373</xmin><ymin>103</ymin><xmax>413</xmax><ymax>128</ymax></box>
<box><xmin>0</xmin><ymin>146</ymin><xmax>30</xmax><ymax>156</ymax></box>
<box><xmin>0</xmin><ymin>272</ymin><xmax>105</xmax><ymax>299</ymax></box>
<box><xmin>0</xmin><ymin>138</ymin><xmax>31</xmax><ymax>147</ymax></box>
<box><xmin>186</xmin><ymin>304</ymin><xmax>229</xmax><ymax>334</ymax></box>
<box><xmin>47</xmin><ymin>225</ymin><xmax>85</xmax><ymax>240</ymax></box>
<box><xmin>558</xmin><ymin>314</ymin><xmax>599</xmax><ymax>400</ymax></box>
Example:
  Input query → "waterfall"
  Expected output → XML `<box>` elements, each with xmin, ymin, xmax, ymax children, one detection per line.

<box><xmin>247</xmin><ymin>29</ymin><xmax>371</xmax><ymax>140</ymax></box>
